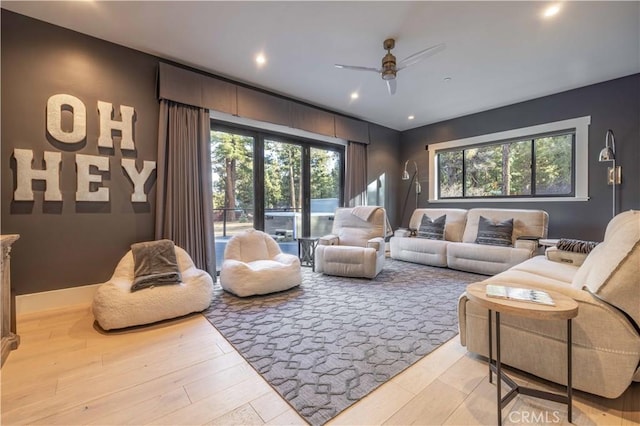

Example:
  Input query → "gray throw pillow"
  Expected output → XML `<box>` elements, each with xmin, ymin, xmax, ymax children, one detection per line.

<box><xmin>476</xmin><ymin>216</ymin><xmax>513</xmax><ymax>247</ymax></box>
<box><xmin>417</xmin><ymin>214</ymin><xmax>446</xmax><ymax>240</ymax></box>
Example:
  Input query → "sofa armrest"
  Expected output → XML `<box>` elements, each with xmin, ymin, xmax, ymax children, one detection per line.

<box><xmin>517</xmin><ymin>235</ymin><xmax>540</xmax><ymax>243</ymax></box>
<box><xmin>318</xmin><ymin>234</ymin><xmax>339</xmax><ymax>246</ymax></box>
<box><xmin>394</xmin><ymin>229</ymin><xmax>411</xmax><ymax>238</ymax></box>
<box><xmin>514</xmin><ymin>238</ymin><xmax>538</xmax><ymax>256</ymax></box>
<box><xmin>545</xmin><ymin>246</ymin><xmax>589</xmax><ymax>267</ymax></box>
<box><xmin>367</xmin><ymin>237</ymin><xmax>385</xmax><ymax>254</ymax></box>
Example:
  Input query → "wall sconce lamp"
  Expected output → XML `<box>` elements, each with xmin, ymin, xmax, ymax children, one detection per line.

<box><xmin>402</xmin><ymin>160</ymin><xmax>421</xmax><ymax>209</ymax></box>
<box><xmin>598</xmin><ymin>129</ymin><xmax>621</xmax><ymax>218</ymax></box>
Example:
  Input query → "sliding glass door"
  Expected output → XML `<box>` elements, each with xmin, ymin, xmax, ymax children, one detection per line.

<box><xmin>210</xmin><ymin>123</ymin><xmax>344</xmax><ymax>271</ymax></box>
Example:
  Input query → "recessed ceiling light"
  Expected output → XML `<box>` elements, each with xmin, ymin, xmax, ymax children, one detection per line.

<box><xmin>543</xmin><ymin>4</ymin><xmax>561</xmax><ymax>18</ymax></box>
<box><xmin>350</xmin><ymin>92</ymin><xmax>359</xmax><ymax>100</ymax></box>
<box><xmin>444</xmin><ymin>77</ymin><xmax>452</xmax><ymax>82</ymax></box>
<box><xmin>408</xmin><ymin>115</ymin><xmax>415</xmax><ymax>120</ymax></box>
<box><xmin>255</xmin><ymin>53</ymin><xmax>266</xmax><ymax>66</ymax></box>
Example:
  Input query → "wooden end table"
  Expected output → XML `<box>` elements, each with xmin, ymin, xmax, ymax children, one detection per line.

<box><xmin>466</xmin><ymin>282</ymin><xmax>579</xmax><ymax>425</ymax></box>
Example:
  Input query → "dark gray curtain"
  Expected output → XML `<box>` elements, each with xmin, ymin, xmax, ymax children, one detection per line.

<box><xmin>344</xmin><ymin>141</ymin><xmax>368</xmax><ymax>207</ymax></box>
<box><xmin>156</xmin><ymin>100</ymin><xmax>216</xmax><ymax>275</ymax></box>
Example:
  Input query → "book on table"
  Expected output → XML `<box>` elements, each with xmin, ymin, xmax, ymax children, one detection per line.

<box><xmin>485</xmin><ymin>284</ymin><xmax>555</xmax><ymax>306</ymax></box>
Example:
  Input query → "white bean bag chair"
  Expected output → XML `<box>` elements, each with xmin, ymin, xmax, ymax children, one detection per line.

<box><xmin>92</xmin><ymin>245</ymin><xmax>214</xmax><ymax>330</ymax></box>
<box><xmin>219</xmin><ymin>229</ymin><xmax>302</xmax><ymax>297</ymax></box>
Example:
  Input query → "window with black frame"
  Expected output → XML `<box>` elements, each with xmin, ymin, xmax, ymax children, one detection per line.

<box><xmin>437</xmin><ymin>132</ymin><xmax>574</xmax><ymax>199</ymax></box>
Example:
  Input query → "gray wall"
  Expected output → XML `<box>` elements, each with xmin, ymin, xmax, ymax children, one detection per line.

<box><xmin>399</xmin><ymin>74</ymin><xmax>640</xmax><ymax>240</ymax></box>
<box><xmin>2</xmin><ymin>11</ymin><xmax>160</xmax><ymax>295</ymax></box>
<box><xmin>368</xmin><ymin>124</ymin><xmax>402</xmax><ymax>227</ymax></box>
<box><xmin>1</xmin><ymin>10</ymin><xmax>401</xmax><ymax>295</ymax></box>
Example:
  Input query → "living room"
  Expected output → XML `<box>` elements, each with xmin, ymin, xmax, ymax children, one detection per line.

<box><xmin>1</xmin><ymin>2</ymin><xmax>639</xmax><ymax>425</ymax></box>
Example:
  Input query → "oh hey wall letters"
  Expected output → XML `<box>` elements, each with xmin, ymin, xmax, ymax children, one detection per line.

<box><xmin>13</xmin><ymin>94</ymin><xmax>157</xmax><ymax>203</ymax></box>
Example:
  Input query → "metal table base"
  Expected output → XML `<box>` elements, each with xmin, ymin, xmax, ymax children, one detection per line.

<box><xmin>488</xmin><ymin>310</ymin><xmax>573</xmax><ymax>425</ymax></box>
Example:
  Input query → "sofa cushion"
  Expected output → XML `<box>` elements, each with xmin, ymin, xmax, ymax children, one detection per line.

<box><xmin>507</xmin><ymin>255</ymin><xmax>578</xmax><ymax>284</ymax></box>
<box><xmin>409</xmin><ymin>208</ymin><xmax>467</xmax><ymax>242</ymax></box>
<box><xmin>463</xmin><ymin>208</ymin><xmax>548</xmax><ymax>245</ymax></box>
<box><xmin>475</xmin><ymin>216</ymin><xmax>513</xmax><ymax>247</ymax></box>
<box><xmin>447</xmin><ymin>242</ymin><xmax>532</xmax><ymax>275</ymax></box>
<box><xmin>572</xmin><ymin>210</ymin><xmax>640</xmax><ymax>327</ymax></box>
<box><xmin>417</xmin><ymin>214</ymin><xmax>446</xmax><ymax>240</ymax></box>
<box><xmin>315</xmin><ymin>245</ymin><xmax>380</xmax><ymax>278</ymax></box>
<box><xmin>389</xmin><ymin>237</ymin><xmax>448</xmax><ymax>267</ymax></box>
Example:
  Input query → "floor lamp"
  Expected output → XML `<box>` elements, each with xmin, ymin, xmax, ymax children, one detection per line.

<box><xmin>401</xmin><ymin>160</ymin><xmax>421</xmax><ymax>225</ymax></box>
<box><xmin>598</xmin><ymin>129</ymin><xmax>620</xmax><ymax>218</ymax></box>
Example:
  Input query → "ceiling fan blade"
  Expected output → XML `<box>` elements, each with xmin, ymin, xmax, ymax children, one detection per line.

<box><xmin>335</xmin><ymin>64</ymin><xmax>381</xmax><ymax>73</ymax></box>
<box><xmin>386</xmin><ymin>79</ymin><xmax>397</xmax><ymax>95</ymax></box>
<box><xmin>397</xmin><ymin>43</ymin><xmax>446</xmax><ymax>70</ymax></box>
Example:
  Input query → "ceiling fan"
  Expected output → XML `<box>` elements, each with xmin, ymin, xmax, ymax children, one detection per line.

<box><xmin>335</xmin><ymin>38</ymin><xmax>445</xmax><ymax>95</ymax></box>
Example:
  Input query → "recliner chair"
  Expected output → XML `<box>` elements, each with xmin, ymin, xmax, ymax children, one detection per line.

<box><xmin>314</xmin><ymin>207</ymin><xmax>388</xmax><ymax>279</ymax></box>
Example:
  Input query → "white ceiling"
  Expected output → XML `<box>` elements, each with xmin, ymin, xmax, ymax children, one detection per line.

<box><xmin>4</xmin><ymin>1</ymin><xmax>639</xmax><ymax>131</ymax></box>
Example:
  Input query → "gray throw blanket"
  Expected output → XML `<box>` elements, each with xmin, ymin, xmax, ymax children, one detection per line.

<box><xmin>131</xmin><ymin>239</ymin><xmax>182</xmax><ymax>292</ymax></box>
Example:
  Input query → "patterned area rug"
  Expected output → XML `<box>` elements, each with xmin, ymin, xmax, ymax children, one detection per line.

<box><xmin>203</xmin><ymin>259</ymin><xmax>483</xmax><ymax>425</ymax></box>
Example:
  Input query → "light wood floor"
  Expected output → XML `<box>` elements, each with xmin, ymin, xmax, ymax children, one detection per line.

<box><xmin>1</xmin><ymin>305</ymin><xmax>638</xmax><ymax>425</ymax></box>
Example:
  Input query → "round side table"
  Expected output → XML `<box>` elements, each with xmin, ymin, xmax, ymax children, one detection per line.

<box><xmin>466</xmin><ymin>282</ymin><xmax>579</xmax><ymax>426</ymax></box>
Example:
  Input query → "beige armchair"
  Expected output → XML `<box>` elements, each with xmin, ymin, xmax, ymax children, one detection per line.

<box><xmin>314</xmin><ymin>207</ymin><xmax>388</xmax><ymax>279</ymax></box>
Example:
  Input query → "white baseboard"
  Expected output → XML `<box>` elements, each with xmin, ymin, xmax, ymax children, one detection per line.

<box><xmin>16</xmin><ymin>283</ymin><xmax>101</xmax><ymax>315</ymax></box>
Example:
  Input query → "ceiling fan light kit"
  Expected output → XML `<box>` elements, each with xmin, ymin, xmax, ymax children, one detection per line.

<box><xmin>335</xmin><ymin>38</ymin><xmax>445</xmax><ymax>95</ymax></box>
<box><xmin>381</xmin><ymin>38</ymin><xmax>397</xmax><ymax>80</ymax></box>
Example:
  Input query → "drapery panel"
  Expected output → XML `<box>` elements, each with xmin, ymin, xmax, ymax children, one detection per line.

<box><xmin>156</xmin><ymin>99</ymin><xmax>216</xmax><ymax>275</ymax></box>
<box><xmin>344</xmin><ymin>141</ymin><xmax>368</xmax><ymax>207</ymax></box>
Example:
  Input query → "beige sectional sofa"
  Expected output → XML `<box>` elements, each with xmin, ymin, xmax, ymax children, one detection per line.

<box><xmin>390</xmin><ymin>208</ymin><xmax>549</xmax><ymax>275</ymax></box>
<box><xmin>458</xmin><ymin>210</ymin><xmax>640</xmax><ymax>398</ymax></box>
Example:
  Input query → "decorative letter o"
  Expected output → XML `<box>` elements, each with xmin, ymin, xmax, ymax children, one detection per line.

<box><xmin>46</xmin><ymin>94</ymin><xmax>87</xmax><ymax>144</ymax></box>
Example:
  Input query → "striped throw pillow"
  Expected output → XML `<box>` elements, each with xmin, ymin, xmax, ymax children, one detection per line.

<box><xmin>556</xmin><ymin>238</ymin><xmax>599</xmax><ymax>254</ymax></box>
<box><xmin>475</xmin><ymin>216</ymin><xmax>513</xmax><ymax>247</ymax></box>
<box><xmin>417</xmin><ymin>214</ymin><xmax>446</xmax><ymax>240</ymax></box>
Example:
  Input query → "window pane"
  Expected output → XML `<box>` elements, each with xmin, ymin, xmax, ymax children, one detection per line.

<box><xmin>506</xmin><ymin>140</ymin><xmax>532</xmax><ymax>196</ymax></box>
<box><xmin>310</xmin><ymin>148</ymin><xmax>340</xmax><ymax>237</ymax></box>
<box><xmin>211</xmin><ymin>130</ymin><xmax>255</xmax><ymax>272</ymax></box>
<box><xmin>465</xmin><ymin>145</ymin><xmax>504</xmax><ymax>196</ymax></box>
<box><xmin>535</xmin><ymin>134</ymin><xmax>573</xmax><ymax>195</ymax></box>
<box><xmin>438</xmin><ymin>151</ymin><xmax>463</xmax><ymax>197</ymax></box>
<box><xmin>210</xmin><ymin>130</ymin><xmax>255</xmax><ymax>235</ymax></box>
